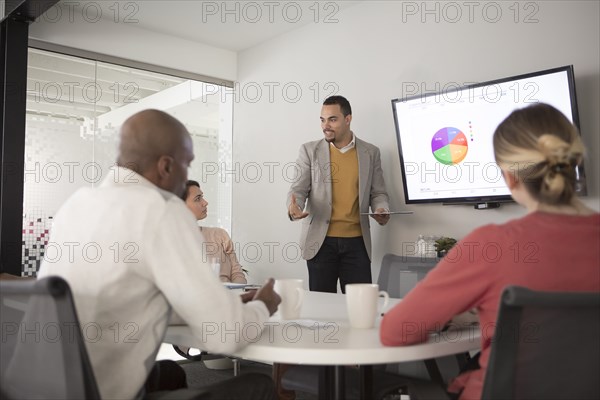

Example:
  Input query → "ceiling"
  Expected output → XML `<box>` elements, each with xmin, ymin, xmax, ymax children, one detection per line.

<box><xmin>24</xmin><ymin>1</ymin><xmax>363</xmax><ymax>126</ymax></box>
<box><xmin>26</xmin><ymin>48</ymin><xmax>185</xmax><ymax>119</ymax></box>
<box><xmin>70</xmin><ymin>1</ymin><xmax>361</xmax><ymax>52</ymax></box>
<box><xmin>26</xmin><ymin>48</ymin><xmax>224</xmax><ymax>138</ymax></box>
<box><xmin>27</xmin><ymin>49</ymin><xmax>184</xmax><ymax>117</ymax></box>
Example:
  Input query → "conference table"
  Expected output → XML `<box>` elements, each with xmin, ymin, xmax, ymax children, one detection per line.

<box><xmin>164</xmin><ymin>291</ymin><xmax>480</xmax><ymax>399</ymax></box>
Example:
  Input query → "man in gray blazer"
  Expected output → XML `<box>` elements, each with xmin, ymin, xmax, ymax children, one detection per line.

<box><xmin>287</xmin><ymin>96</ymin><xmax>390</xmax><ymax>293</ymax></box>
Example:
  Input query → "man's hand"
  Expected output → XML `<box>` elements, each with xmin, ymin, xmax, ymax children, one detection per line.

<box><xmin>371</xmin><ymin>208</ymin><xmax>390</xmax><ymax>225</ymax></box>
<box><xmin>288</xmin><ymin>193</ymin><xmax>309</xmax><ymax>221</ymax></box>
<box><xmin>253</xmin><ymin>278</ymin><xmax>281</xmax><ymax>316</ymax></box>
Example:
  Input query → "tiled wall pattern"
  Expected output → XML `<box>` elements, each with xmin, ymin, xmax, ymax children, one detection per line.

<box><xmin>22</xmin><ymin>214</ymin><xmax>53</xmax><ymax>277</ymax></box>
<box><xmin>21</xmin><ymin>115</ymin><xmax>114</xmax><ymax>276</ymax></box>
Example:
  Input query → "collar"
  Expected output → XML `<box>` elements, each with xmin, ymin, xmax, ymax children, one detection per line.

<box><xmin>330</xmin><ymin>132</ymin><xmax>356</xmax><ymax>154</ymax></box>
<box><xmin>102</xmin><ymin>166</ymin><xmax>175</xmax><ymax>201</ymax></box>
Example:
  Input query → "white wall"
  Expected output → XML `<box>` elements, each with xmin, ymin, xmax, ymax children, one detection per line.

<box><xmin>233</xmin><ymin>1</ymin><xmax>600</xmax><ymax>285</ymax></box>
<box><xmin>28</xmin><ymin>12</ymin><xmax>237</xmax><ymax>81</ymax></box>
<box><xmin>27</xmin><ymin>1</ymin><xmax>599</xmax><ymax>286</ymax></box>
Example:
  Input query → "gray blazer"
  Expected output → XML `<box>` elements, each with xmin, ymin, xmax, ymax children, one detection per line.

<box><xmin>287</xmin><ymin>137</ymin><xmax>389</xmax><ymax>261</ymax></box>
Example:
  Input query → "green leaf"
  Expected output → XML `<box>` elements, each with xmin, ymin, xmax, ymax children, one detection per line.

<box><xmin>434</xmin><ymin>237</ymin><xmax>457</xmax><ymax>252</ymax></box>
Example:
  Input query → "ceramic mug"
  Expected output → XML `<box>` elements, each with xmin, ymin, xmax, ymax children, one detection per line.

<box><xmin>345</xmin><ymin>283</ymin><xmax>389</xmax><ymax>329</ymax></box>
<box><xmin>274</xmin><ymin>279</ymin><xmax>305</xmax><ymax>320</ymax></box>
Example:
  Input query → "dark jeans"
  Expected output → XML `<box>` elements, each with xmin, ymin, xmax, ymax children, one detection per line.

<box><xmin>307</xmin><ymin>236</ymin><xmax>371</xmax><ymax>293</ymax></box>
<box><xmin>144</xmin><ymin>360</ymin><xmax>274</xmax><ymax>400</ymax></box>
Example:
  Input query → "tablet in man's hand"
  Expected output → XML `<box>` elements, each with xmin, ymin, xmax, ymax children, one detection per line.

<box><xmin>360</xmin><ymin>211</ymin><xmax>414</xmax><ymax>216</ymax></box>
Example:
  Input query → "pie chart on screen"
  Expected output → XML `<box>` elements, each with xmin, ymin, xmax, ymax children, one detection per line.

<box><xmin>431</xmin><ymin>127</ymin><xmax>468</xmax><ymax>165</ymax></box>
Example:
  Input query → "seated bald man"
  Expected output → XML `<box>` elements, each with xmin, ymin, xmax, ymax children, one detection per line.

<box><xmin>38</xmin><ymin>109</ymin><xmax>280</xmax><ymax>400</ymax></box>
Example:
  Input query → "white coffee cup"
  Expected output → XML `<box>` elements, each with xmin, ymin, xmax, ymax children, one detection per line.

<box><xmin>274</xmin><ymin>279</ymin><xmax>305</xmax><ymax>320</ymax></box>
<box><xmin>345</xmin><ymin>284</ymin><xmax>389</xmax><ymax>329</ymax></box>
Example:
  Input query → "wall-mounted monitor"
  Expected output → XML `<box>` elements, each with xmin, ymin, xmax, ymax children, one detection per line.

<box><xmin>391</xmin><ymin>65</ymin><xmax>586</xmax><ymax>208</ymax></box>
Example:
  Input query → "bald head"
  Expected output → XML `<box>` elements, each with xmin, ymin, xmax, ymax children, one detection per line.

<box><xmin>117</xmin><ymin>109</ymin><xmax>194</xmax><ymax>196</ymax></box>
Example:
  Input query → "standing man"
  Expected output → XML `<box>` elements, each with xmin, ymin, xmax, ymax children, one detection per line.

<box><xmin>287</xmin><ymin>95</ymin><xmax>390</xmax><ymax>293</ymax></box>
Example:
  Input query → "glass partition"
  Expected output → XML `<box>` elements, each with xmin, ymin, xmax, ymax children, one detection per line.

<box><xmin>22</xmin><ymin>48</ymin><xmax>233</xmax><ymax>276</ymax></box>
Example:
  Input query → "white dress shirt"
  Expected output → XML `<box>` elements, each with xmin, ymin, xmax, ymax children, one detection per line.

<box><xmin>330</xmin><ymin>131</ymin><xmax>356</xmax><ymax>154</ymax></box>
<box><xmin>38</xmin><ymin>167</ymin><xmax>269</xmax><ymax>400</ymax></box>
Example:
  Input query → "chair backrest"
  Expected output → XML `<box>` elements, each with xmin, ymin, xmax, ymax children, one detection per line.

<box><xmin>482</xmin><ymin>286</ymin><xmax>600</xmax><ymax>400</ymax></box>
<box><xmin>377</xmin><ymin>254</ymin><xmax>466</xmax><ymax>382</ymax></box>
<box><xmin>0</xmin><ymin>277</ymin><xmax>101</xmax><ymax>400</ymax></box>
<box><xmin>377</xmin><ymin>254</ymin><xmax>438</xmax><ymax>298</ymax></box>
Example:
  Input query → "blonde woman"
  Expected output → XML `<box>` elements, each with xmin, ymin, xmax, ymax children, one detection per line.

<box><xmin>380</xmin><ymin>103</ymin><xmax>599</xmax><ymax>399</ymax></box>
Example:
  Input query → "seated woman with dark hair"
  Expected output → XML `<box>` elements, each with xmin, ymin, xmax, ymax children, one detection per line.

<box><xmin>182</xmin><ymin>180</ymin><xmax>247</xmax><ymax>284</ymax></box>
<box><xmin>380</xmin><ymin>103</ymin><xmax>599</xmax><ymax>400</ymax></box>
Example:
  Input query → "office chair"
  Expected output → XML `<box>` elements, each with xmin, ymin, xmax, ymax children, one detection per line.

<box><xmin>385</xmin><ymin>286</ymin><xmax>600</xmax><ymax>400</ymax></box>
<box><xmin>0</xmin><ymin>277</ymin><xmax>101</xmax><ymax>400</ymax></box>
<box><xmin>377</xmin><ymin>254</ymin><xmax>470</xmax><ymax>383</ymax></box>
<box><xmin>482</xmin><ymin>286</ymin><xmax>600</xmax><ymax>399</ymax></box>
<box><xmin>378</xmin><ymin>254</ymin><xmax>438</xmax><ymax>298</ymax></box>
<box><xmin>173</xmin><ymin>346</ymin><xmax>241</xmax><ymax>376</ymax></box>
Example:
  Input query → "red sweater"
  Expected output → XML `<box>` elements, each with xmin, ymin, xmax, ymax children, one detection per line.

<box><xmin>380</xmin><ymin>211</ymin><xmax>600</xmax><ymax>399</ymax></box>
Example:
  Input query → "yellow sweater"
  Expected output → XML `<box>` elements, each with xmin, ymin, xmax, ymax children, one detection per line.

<box><xmin>326</xmin><ymin>146</ymin><xmax>362</xmax><ymax>237</ymax></box>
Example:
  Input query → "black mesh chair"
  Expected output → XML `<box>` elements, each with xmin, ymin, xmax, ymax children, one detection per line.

<box><xmin>378</xmin><ymin>254</ymin><xmax>438</xmax><ymax>299</ymax></box>
<box><xmin>377</xmin><ymin>254</ymin><xmax>467</xmax><ymax>383</ymax></box>
<box><xmin>0</xmin><ymin>277</ymin><xmax>100</xmax><ymax>400</ymax></box>
<box><xmin>391</xmin><ymin>286</ymin><xmax>600</xmax><ymax>400</ymax></box>
<box><xmin>483</xmin><ymin>286</ymin><xmax>600</xmax><ymax>399</ymax></box>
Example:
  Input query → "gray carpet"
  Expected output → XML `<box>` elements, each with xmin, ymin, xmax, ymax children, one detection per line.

<box><xmin>179</xmin><ymin>358</ymin><xmax>317</xmax><ymax>400</ymax></box>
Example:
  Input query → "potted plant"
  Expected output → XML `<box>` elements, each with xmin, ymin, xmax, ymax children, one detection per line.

<box><xmin>435</xmin><ymin>237</ymin><xmax>457</xmax><ymax>258</ymax></box>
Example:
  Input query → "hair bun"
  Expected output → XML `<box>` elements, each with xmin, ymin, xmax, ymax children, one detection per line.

<box><xmin>537</xmin><ymin>134</ymin><xmax>571</xmax><ymax>166</ymax></box>
<box><xmin>494</xmin><ymin>104</ymin><xmax>584</xmax><ymax>205</ymax></box>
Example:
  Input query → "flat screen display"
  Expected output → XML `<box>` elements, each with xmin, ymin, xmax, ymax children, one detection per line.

<box><xmin>391</xmin><ymin>65</ymin><xmax>583</xmax><ymax>205</ymax></box>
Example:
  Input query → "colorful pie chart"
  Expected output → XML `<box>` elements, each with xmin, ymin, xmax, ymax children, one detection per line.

<box><xmin>431</xmin><ymin>127</ymin><xmax>468</xmax><ymax>165</ymax></box>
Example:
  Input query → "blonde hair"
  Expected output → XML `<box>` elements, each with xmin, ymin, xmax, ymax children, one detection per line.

<box><xmin>493</xmin><ymin>103</ymin><xmax>585</xmax><ymax>205</ymax></box>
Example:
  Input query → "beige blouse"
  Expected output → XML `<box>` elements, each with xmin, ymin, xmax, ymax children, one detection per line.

<box><xmin>200</xmin><ymin>226</ymin><xmax>247</xmax><ymax>284</ymax></box>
